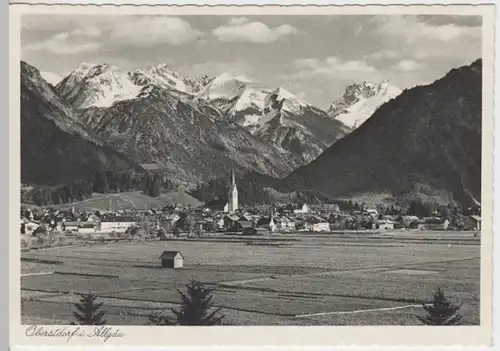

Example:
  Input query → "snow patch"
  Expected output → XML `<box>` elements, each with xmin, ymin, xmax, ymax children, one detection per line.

<box><xmin>231</xmin><ymin>87</ymin><xmax>268</xmax><ymax>113</ymax></box>
<box><xmin>197</xmin><ymin>73</ymin><xmax>249</xmax><ymax>101</ymax></box>
<box><xmin>241</xmin><ymin>114</ymin><xmax>261</xmax><ymax>127</ymax></box>
<box><xmin>329</xmin><ymin>81</ymin><xmax>402</xmax><ymax>129</ymax></box>
<box><xmin>69</xmin><ymin>64</ymin><xmax>143</xmax><ymax>108</ymax></box>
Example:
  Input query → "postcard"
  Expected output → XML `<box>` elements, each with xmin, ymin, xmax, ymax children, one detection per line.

<box><xmin>9</xmin><ymin>2</ymin><xmax>495</xmax><ymax>347</ymax></box>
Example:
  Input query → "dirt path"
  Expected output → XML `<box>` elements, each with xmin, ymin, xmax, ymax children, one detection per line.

<box><xmin>295</xmin><ymin>304</ymin><xmax>424</xmax><ymax>318</ymax></box>
<box><xmin>21</xmin><ymin>272</ymin><xmax>54</xmax><ymax>277</ymax></box>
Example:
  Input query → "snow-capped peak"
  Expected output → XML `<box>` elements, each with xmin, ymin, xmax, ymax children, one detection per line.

<box><xmin>71</xmin><ymin>62</ymin><xmax>98</xmax><ymax>78</ymax></box>
<box><xmin>54</xmin><ymin>63</ymin><xmax>99</xmax><ymax>101</ymax></box>
<box><xmin>85</xmin><ymin>63</ymin><xmax>122</xmax><ymax>78</ymax></box>
<box><xmin>328</xmin><ymin>80</ymin><xmax>402</xmax><ymax>129</ymax></box>
<box><xmin>130</xmin><ymin>63</ymin><xmax>190</xmax><ymax>93</ymax></box>
<box><xmin>377</xmin><ymin>80</ymin><xmax>402</xmax><ymax>97</ymax></box>
<box><xmin>273</xmin><ymin>87</ymin><xmax>296</xmax><ymax>100</ymax></box>
<box><xmin>232</xmin><ymin>86</ymin><xmax>269</xmax><ymax>113</ymax></box>
<box><xmin>378</xmin><ymin>80</ymin><xmax>390</xmax><ymax>88</ymax></box>
<box><xmin>183</xmin><ymin>75</ymin><xmax>214</xmax><ymax>94</ymax></box>
<box><xmin>265</xmin><ymin>86</ymin><xmax>310</xmax><ymax>114</ymax></box>
<box><xmin>361</xmin><ymin>80</ymin><xmax>376</xmax><ymax>89</ymax></box>
<box><xmin>55</xmin><ymin>63</ymin><xmax>142</xmax><ymax>109</ymax></box>
<box><xmin>57</xmin><ymin>61</ymin><xmax>201</xmax><ymax>108</ymax></box>
<box><xmin>196</xmin><ymin>73</ymin><xmax>249</xmax><ymax>101</ymax></box>
<box><xmin>149</xmin><ymin>63</ymin><xmax>178</xmax><ymax>75</ymax></box>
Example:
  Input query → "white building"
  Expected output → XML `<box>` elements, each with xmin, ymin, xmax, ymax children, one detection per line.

<box><xmin>224</xmin><ymin>169</ymin><xmax>239</xmax><ymax>213</ymax></box>
<box><xmin>100</xmin><ymin>216</ymin><xmax>138</xmax><ymax>233</ymax></box>
<box><xmin>293</xmin><ymin>203</ymin><xmax>310</xmax><ymax>214</ymax></box>
<box><xmin>313</xmin><ymin>222</ymin><xmax>330</xmax><ymax>232</ymax></box>
<box><xmin>376</xmin><ymin>219</ymin><xmax>395</xmax><ymax>230</ymax></box>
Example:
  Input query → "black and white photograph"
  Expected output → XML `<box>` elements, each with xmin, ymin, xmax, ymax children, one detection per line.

<box><xmin>13</xmin><ymin>5</ymin><xmax>493</xmax><ymax>337</ymax></box>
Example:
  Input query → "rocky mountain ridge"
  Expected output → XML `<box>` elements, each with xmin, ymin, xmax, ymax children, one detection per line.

<box><xmin>21</xmin><ymin>61</ymin><xmax>143</xmax><ymax>186</ymax></box>
<box><xmin>328</xmin><ymin>80</ymin><xmax>402</xmax><ymax>129</ymax></box>
<box><xmin>284</xmin><ymin>59</ymin><xmax>482</xmax><ymax>206</ymax></box>
<box><xmin>49</xmin><ymin>62</ymin><xmax>350</xmax><ymax>175</ymax></box>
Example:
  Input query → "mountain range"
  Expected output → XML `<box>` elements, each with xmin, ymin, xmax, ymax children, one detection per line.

<box><xmin>21</xmin><ymin>58</ymin><xmax>482</xmax><ymax>207</ymax></box>
<box><xmin>284</xmin><ymin>59</ymin><xmax>482</xmax><ymax>206</ymax></box>
<box><xmin>21</xmin><ymin>61</ymin><xmax>352</xmax><ymax>188</ymax></box>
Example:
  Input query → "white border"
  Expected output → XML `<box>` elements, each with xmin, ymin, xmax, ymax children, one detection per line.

<box><xmin>8</xmin><ymin>2</ymin><xmax>497</xmax><ymax>349</ymax></box>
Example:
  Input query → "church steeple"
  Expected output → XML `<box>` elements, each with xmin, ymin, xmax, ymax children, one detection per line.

<box><xmin>231</xmin><ymin>169</ymin><xmax>236</xmax><ymax>189</ymax></box>
<box><xmin>227</xmin><ymin>169</ymin><xmax>239</xmax><ymax>212</ymax></box>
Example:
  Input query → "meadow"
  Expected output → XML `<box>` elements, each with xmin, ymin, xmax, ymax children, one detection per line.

<box><xmin>20</xmin><ymin>231</ymin><xmax>481</xmax><ymax>325</ymax></box>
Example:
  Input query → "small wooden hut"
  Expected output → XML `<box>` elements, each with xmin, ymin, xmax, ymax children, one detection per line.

<box><xmin>160</xmin><ymin>251</ymin><xmax>184</xmax><ymax>269</ymax></box>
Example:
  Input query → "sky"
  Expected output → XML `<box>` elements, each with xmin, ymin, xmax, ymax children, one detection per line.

<box><xmin>21</xmin><ymin>14</ymin><xmax>482</xmax><ymax>108</ymax></box>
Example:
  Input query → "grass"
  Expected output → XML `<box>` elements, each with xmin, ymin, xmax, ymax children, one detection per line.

<box><xmin>22</xmin><ymin>238</ymin><xmax>479</xmax><ymax>268</ymax></box>
<box><xmin>240</xmin><ymin>259</ymin><xmax>479</xmax><ymax>303</ymax></box>
<box><xmin>53</xmin><ymin>190</ymin><xmax>202</xmax><ymax>211</ymax></box>
<box><xmin>20</xmin><ymin>232</ymin><xmax>480</xmax><ymax>325</ymax></box>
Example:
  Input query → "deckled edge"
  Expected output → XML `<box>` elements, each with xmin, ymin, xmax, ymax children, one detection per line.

<box><xmin>8</xmin><ymin>2</ymin><xmax>498</xmax><ymax>350</ymax></box>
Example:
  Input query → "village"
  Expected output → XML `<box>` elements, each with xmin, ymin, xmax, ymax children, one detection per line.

<box><xmin>19</xmin><ymin>170</ymin><xmax>482</xmax><ymax>325</ymax></box>
<box><xmin>21</xmin><ymin>170</ymin><xmax>482</xmax><ymax>240</ymax></box>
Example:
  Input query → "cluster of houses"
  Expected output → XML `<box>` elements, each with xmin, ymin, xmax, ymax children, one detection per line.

<box><xmin>195</xmin><ymin>204</ymin><xmax>481</xmax><ymax>234</ymax></box>
<box><xmin>20</xmin><ymin>201</ymin><xmax>482</xmax><ymax>239</ymax></box>
<box><xmin>20</xmin><ymin>171</ymin><xmax>481</xmax><ymax>237</ymax></box>
<box><xmin>20</xmin><ymin>207</ymin><xmax>140</xmax><ymax>236</ymax></box>
<box><xmin>20</xmin><ymin>203</ymin><xmax>482</xmax><ymax>238</ymax></box>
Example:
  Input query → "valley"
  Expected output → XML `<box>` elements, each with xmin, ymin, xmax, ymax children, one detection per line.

<box><xmin>20</xmin><ymin>58</ymin><xmax>482</xmax><ymax>209</ymax></box>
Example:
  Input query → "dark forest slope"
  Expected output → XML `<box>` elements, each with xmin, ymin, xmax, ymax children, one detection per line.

<box><xmin>283</xmin><ymin>59</ymin><xmax>482</xmax><ymax>206</ymax></box>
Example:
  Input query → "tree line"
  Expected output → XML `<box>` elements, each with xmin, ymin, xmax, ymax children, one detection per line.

<box><xmin>189</xmin><ymin>175</ymin><xmax>274</xmax><ymax>205</ymax></box>
<box><xmin>23</xmin><ymin>170</ymin><xmax>173</xmax><ymax>206</ymax></box>
<box><xmin>190</xmin><ymin>172</ymin><xmax>343</xmax><ymax>206</ymax></box>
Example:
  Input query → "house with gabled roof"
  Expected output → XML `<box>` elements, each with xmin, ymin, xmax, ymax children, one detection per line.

<box><xmin>160</xmin><ymin>251</ymin><xmax>184</xmax><ymax>268</ymax></box>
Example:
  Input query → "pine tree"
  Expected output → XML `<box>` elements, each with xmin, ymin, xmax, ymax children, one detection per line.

<box><xmin>149</xmin><ymin>280</ymin><xmax>224</xmax><ymax>326</ymax></box>
<box><xmin>417</xmin><ymin>288</ymin><xmax>462</xmax><ymax>325</ymax></box>
<box><xmin>72</xmin><ymin>292</ymin><xmax>107</xmax><ymax>325</ymax></box>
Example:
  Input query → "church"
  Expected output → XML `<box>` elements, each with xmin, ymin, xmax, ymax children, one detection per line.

<box><xmin>223</xmin><ymin>169</ymin><xmax>239</xmax><ymax>213</ymax></box>
<box><xmin>202</xmin><ymin>170</ymin><xmax>239</xmax><ymax>213</ymax></box>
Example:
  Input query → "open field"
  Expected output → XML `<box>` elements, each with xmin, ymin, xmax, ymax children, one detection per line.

<box><xmin>20</xmin><ymin>231</ymin><xmax>480</xmax><ymax>325</ymax></box>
